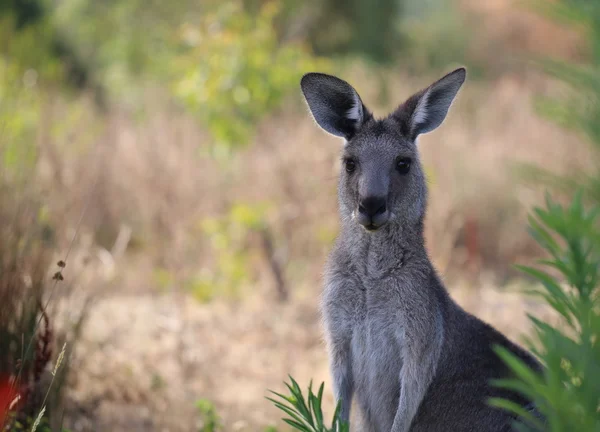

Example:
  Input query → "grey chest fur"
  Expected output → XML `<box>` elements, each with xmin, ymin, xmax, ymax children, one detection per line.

<box><xmin>347</xmin><ymin>276</ymin><xmax>406</xmax><ymax>432</ymax></box>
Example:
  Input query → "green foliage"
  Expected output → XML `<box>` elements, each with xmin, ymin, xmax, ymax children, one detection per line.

<box><xmin>4</xmin><ymin>0</ymin><xmax>477</xmax><ymax>157</ymax></box>
<box><xmin>51</xmin><ymin>0</ymin><xmax>183</xmax><ymax>98</ymax></box>
<box><xmin>170</xmin><ymin>0</ymin><xmax>330</xmax><ymax>150</ymax></box>
<box><xmin>196</xmin><ymin>399</ymin><xmax>222</xmax><ymax>432</ymax></box>
<box><xmin>0</xmin><ymin>15</ymin><xmax>48</xmax><ymax>177</ymax></box>
<box><xmin>47</xmin><ymin>0</ymin><xmax>330</xmax><ymax>150</ymax></box>
<box><xmin>491</xmin><ymin>192</ymin><xmax>600</xmax><ymax>431</ymax></box>
<box><xmin>195</xmin><ymin>398</ymin><xmax>281</xmax><ymax>432</ymax></box>
<box><xmin>267</xmin><ymin>376</ymin><xmax>349</xmax><ymax>432</ymax></box>
<box><xmin>1</xmin><ymin>0</ymin><xmax>94</xmax><ymax>91</ymax></box>
<box><xmin>0</xmin><ymin>5</ymin><xmax>100</xmax><ymax>179</ymax></box>
<box><xmin>6</xmin><ymin>413</ymin><xmax>71</xmax><ymax>432</ymax></box>
<box><xmin>520</xmin><ymin>0</ymin><xmax>600</xmax><ymax>204</ymax></box>
<box><xmin>400</xmin><ymin>0</ymin><xmax>471</xmax><ymax>74</ymax></box>
<box><xmin>299</xmin><ymin>0</ymin><xmax>402</xmax><ymax>64</ymax></box>
<box><xmin>193</xmin><ymin>202</ymin><xmax>271</xmax><ymax>301</ymax></box>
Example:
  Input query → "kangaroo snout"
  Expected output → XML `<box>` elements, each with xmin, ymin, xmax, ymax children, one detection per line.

<box><xmin>357</xmin><ymin>195</ymin><xmax>389</xmax><ymax>230</ymax></box>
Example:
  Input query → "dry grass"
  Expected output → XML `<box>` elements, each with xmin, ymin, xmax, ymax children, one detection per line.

<box><xmin>61</xmin><ymin>282</ymin><xmax>556</xmax><ymax>431</ymax></box>
<box><xmin>0</xmin><ymin>128</ymin><xmax>114</xmax><ymax>430</ymax></box>
<box><xmin>0</xmin><ymin>184</ymin><xmax>60</xmax><ymax>429</ymax></box>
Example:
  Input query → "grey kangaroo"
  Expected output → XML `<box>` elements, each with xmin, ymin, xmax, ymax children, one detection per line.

<box><xmin>300</xmin><ymin>68</ymin><xmax>542</xmax><ymax>432</ymax></box>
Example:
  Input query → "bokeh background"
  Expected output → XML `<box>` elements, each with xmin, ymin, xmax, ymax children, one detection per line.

<box><xmin>1</xmin><ymin>0</ymin><xmax>599</xmax><ymax>430</ymax></box>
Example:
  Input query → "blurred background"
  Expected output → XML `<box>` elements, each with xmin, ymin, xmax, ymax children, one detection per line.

<box><xmin>1</xmin><ymin>0</ymin><xmax>599</xmax><ymax>430</ymax></box>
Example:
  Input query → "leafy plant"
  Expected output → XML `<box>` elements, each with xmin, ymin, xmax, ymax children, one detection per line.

<box><xmin>267</xmin><ymin>376</ymin><xmax>349</xmax><ymax>432</ymax></box>
<box><xmin>490</xmin><ymin>192</ymin><xmax>600</xmax><ymax>431</ymax></box>
<box><xmin>196</xmin><ymin>399</ymin><xmax>222</xmax><ymax>432</ymax></box>
<box><xmin>170</xmin><ymin>0</ymin><xmax>330</xmax><ymax>151</ymax></box>
<box><xmin>4</xmin><ymin>412</ymin><xmax>71</xmax><ymax>432</ymax></box>
<box><xmin>519</xmin><ymin>0</ymin><xmax>600</xmax><ymax>205</ymax></box>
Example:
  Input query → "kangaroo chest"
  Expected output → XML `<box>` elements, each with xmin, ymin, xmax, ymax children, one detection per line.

<box><xmin>350</xmin><ymin>282</ymin><xmax>405</xmax><ymax>373</ymax></box>
<box><xmin>349</xmin><ymin>280</ymin><xmax>404</xmax><ymax>431</ymax></box>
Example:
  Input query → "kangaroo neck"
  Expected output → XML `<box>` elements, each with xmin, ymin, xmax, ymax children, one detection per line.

<box><xmin>341</xmin><ymin>218</ymin><xmax>430</xmax><ymax>274</ymax></box>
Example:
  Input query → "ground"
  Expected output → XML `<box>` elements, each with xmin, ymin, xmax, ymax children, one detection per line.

<box><xmin>62</xmin><ymin>277</ymin><xmax>552</xmax><ymax>432</ymax></box>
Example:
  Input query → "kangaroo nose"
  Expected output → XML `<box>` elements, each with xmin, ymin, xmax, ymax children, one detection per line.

<box><xmin>358</xmin><ymin>196</ymin><xmax>387</xmax><ymax>218</ymax></box>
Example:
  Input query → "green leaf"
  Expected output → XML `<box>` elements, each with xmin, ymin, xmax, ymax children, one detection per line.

<box><xmin>494</xmin><ymin>346</ymin><xmax>543</xmax><ymax>386</ymax></box>
<box><xmin>309</xmin><ymin>386</ymin><xmax>323</xmax><ymax>427</ymax></box>
<box><xmin>283</xmin><ymin>418</ymin><xmax>312</xmax><ymax>432</ymax></box>
<box><xmin>487</xmin><ymin>398</ymin><xmax>544</xmax><ymax>430</ymax></box>
<box><xmin>316</xmin><ymin>382</ymin><xmax>325</xmax><ymax>425</ymax></box>
<box><xmin>266</xmin><ymin>398</ymin><xmax>311</xmax><ymax>428</ymax></box>
<box><xmin>287</xmin><ymin>375</ymin><xmax>314</xmax><ymax>427</ymax></box>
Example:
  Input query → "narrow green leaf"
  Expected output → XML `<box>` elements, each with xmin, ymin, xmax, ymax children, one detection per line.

<box><xmin>310</xmin><ymin>390</ymin><xmax>323</xmax><ymax>427</ymax></box>
<box><xmin>283</xmin><ymin>418</ymin><xmax>312</xmax><ymax>432</ymax></box>
<box><xmin>494</xmin><ymin>346</ymin><xmax>544</xmax><ymax>387</ymax></box>
<box><xmin>267</xmin><ymin>398</ymin><xmax>311</xmax><ymax>428</ymax></box>
<box><xmin>488</xmin><ymin>398</ymin><xmax>544</xmax><ymax>430</ymax></box>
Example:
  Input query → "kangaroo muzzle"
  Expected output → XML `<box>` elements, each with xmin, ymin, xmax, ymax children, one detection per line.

<box><xmin>357</xmin><ymin>195</ymin><xmax>389</xmax><ymax>231</ymax></box>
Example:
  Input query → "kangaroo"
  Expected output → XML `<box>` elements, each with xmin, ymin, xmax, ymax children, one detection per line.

<box><xmin>300</xmin><ymin>68</ymin><xmax>542</xmax><ymax>432</ymax></box>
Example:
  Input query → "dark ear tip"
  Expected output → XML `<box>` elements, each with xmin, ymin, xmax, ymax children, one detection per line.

<box><xmin>301</xmin><ymin>72</ymin><xmax>328</xmax><ymax>83</ymax></box>
<box><xmin>301</xmin><ymin>72</ymin><xmax>315</xmax><ymax>83</ymax></box>
<box><xmin>452</xmin><ymin>67</ymin><xmax>467</xmax><ymax>82</ymax></box>
<box><xmin>300</xmin><ymin>72</ymin><xmax>321</xmax><ymax>93</ymax></box>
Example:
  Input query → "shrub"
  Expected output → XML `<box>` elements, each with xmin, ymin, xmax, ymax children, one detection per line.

<box><xmin>0</xmin><ymin>186</ymin><xmax>62</xmax><ymax>431</ymax></box>
<box><xmin>267</xmin><ymin>376</ymin><xmax>349</xmax><ymax>432</ymax></box>
<box><xmin>196</xmin><ymin>399</ymin><xmax>222</xmax><ymax>432</ymax></box>
<box><xmin>520</xmin><ymin>0</ymin><xmax>600</xmax><ymax>205</ymax></box>
<box><xmin>170</xmin><ymin>0</ymin><xmax>330</xmax><ymax>151</ymax></box>
<box><xmin>0</xmin><ymin>163</ymin><xmax>87</xmax><ymax>432</ymax></box>
<box><xmin>491</xmin><ymin>192</ymin><xmax>600</xmax><ymax>431</ymax></box>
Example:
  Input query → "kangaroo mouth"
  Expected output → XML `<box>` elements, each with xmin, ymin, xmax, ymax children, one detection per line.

<box><xmin>354</xmin><ymin>209</ymin><xmax>389</xmax><ymax>231</ymax></box>
<box><xmin>361</xmin><ymin>220</ymin><xmax>388</xmax><ymax>232</ymax></box>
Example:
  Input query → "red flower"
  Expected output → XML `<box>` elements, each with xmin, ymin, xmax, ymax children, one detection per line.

<box><xmin>0</xmin><ymin>375</ymin><xmax>19</xmax><ymax>427</ymax></box>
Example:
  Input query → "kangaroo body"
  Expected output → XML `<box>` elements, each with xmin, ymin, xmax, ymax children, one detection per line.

<box><xmin>325</xmin><ymin>228</ymin><xmax>539</xmax><ymax>432</ymax></box>
<box><xmin>300</xmin><ymin>68</ymin><xmax>541</xmax><ymax>432</ymax></box>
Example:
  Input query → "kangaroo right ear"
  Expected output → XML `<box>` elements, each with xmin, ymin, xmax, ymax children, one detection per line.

<box><xmin>300</xmin><ymin>73</ymin><xmax>370</xmax><ymax>140</ymax></box>
<box><xmin>394</xmin><ymin>68</ymin><xmax>466</xmax><ymax>140</ymax></box>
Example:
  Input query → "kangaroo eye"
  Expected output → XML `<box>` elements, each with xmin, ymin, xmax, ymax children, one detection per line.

<box><xmin>345</xmin><ymin>158</ymin><xmax>357</xmax><ymax>173</ymax></box>
<box><xmin>396</xmin><ymin>157</ymin><xmax>411</xmax><ymax>175</ymax></box>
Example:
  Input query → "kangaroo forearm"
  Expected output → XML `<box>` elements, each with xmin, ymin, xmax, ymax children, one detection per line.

<box><xmin>391</xmin><ymin>342</ymin><xmax>440</xmax><ymax>432</ymax></box>
<box><xmin>332</xmin><ymin>363</ymin><xmax>353</xmax><ymax>423</ymax></box>
<box><xmin>391</xmin><ymin>378</ymin><xmax>425</xmax><ymax>432</ymax></box>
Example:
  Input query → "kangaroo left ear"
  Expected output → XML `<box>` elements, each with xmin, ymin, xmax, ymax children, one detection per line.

<box><xmin>394</xmin><ymin>68</ymin><xmax>466</xmax><ymax>140</ymax></box>
<box><xmin>300</xmin><ymin>72</ymin><xmax>371</xmax><ymax>140</ymax></box>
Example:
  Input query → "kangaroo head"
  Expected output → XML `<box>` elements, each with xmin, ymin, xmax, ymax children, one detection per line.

<box><xmin>300</xmin><ymin>68</ymin><xmax>465</xmax><ymax>232</ymax></box>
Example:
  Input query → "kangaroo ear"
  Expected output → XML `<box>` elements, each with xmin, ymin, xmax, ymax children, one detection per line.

<box><xmin>301</xmin><ymin>73</ymin><xmax>370</xmax><ymax>140</ymax></box>
<box><xmin>395</xmin><ymin>68</ymin><xmax>466</xmax><ymax>139</ymax></box>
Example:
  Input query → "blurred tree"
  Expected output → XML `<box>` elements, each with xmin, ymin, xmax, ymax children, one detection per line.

<box><xmin>45</xmin><ymin>0</ymin><xmax>329</xmax><ymax>150</ymax></box>
<box><xmin>1</xmin><ymin>0</ymin><xmax>474</xmax><ymax>154</ymax></box>
<box><xmin>491</xmin><ymin>193</ymin><xmax>600</xmax><ymax>431</ymax></box>
<box><xmin>242</xmin><ymin>0</ymin><xmax>403</xmax><ymax>64</ymax></box>
<box><xmin>274</xmin><ymin>0</ymin><xmax>473</xmax><ymax>72</ymax></box>
<box><xmin>400</xmin><ymin>0</ymin><xmax>472</xmax><ymax>74</ymax></box>
<box><xmin>0</xmin><ymin>0</ymin><xmax>96</xmax><ymax>92</ymax></box>
<box><xmin>303</xmin><ymin>0</ymin><xmax>403</xmax><ymax>64</ymax></box>
<box><xmin>521</xmin><ymin>0</ymin><xmax>600</xmax><ymax>204</ymax></box>
<box><xmin>0</xmin><ymin>0</ymin><xmax>44</xmax><ymax>29</ymax></box>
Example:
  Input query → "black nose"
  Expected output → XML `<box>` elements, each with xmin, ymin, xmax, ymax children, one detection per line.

<box><xmin>359</xmin><ymin>196</ymin><xmax>387</xmax><ymax>218</ymax></box>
